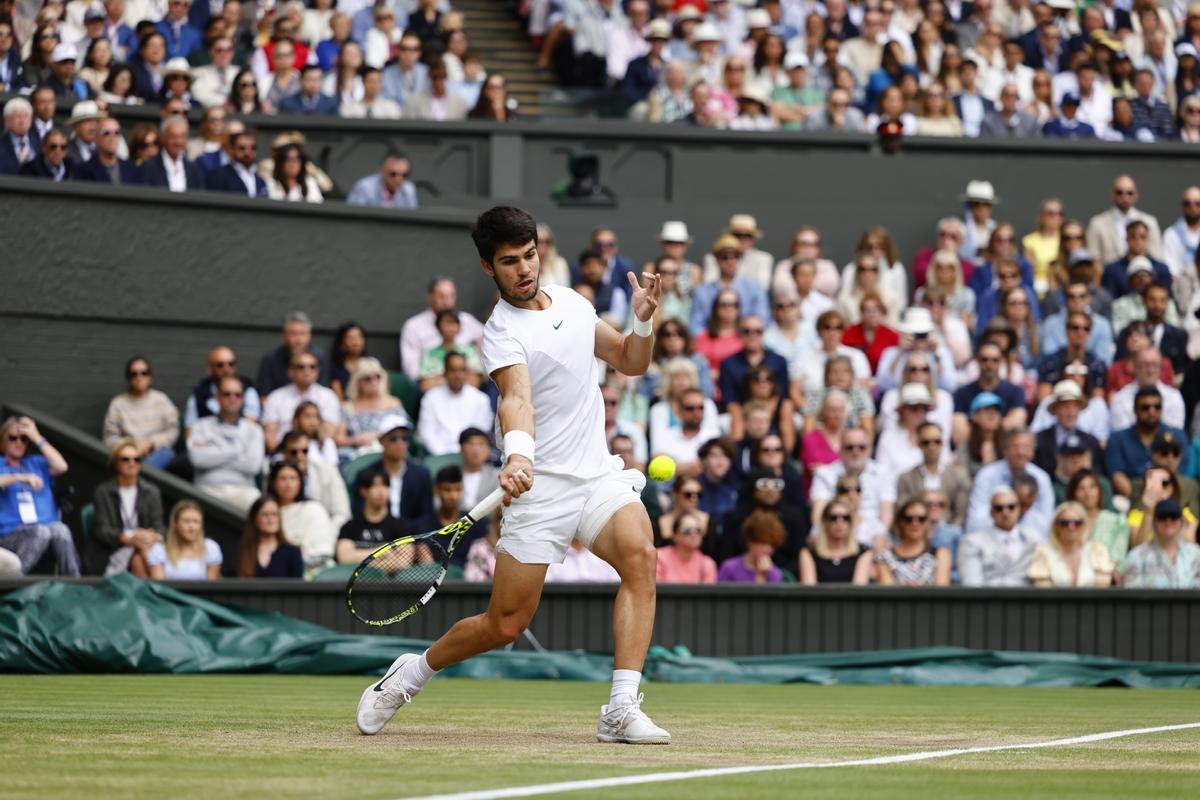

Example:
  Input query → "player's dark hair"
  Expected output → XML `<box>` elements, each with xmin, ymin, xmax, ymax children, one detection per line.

<box><xmin>459</xmin><ymin>427</ymin><xmax>489</xmax><ymax>445</ymax></box>
<box><xmin>436</xmin><ymin>465</ymin><xmax>464</xmax><ymax>484</ymax></box>
<box><xmin>355</xmin><ymin>464</ymin><xmax>390</xmax><ymax>492</ymax></box>
<box><xmin>471</xmin><ymin>206</ymin><xmax>538</xmax><ymax>264</ymax></box>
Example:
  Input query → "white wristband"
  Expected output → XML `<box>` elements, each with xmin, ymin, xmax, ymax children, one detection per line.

<box><xmin>503</xmin><ymin>430</ymin><xmax>535</xmax><ymax>464</ymax></box>
<box><xmin>632</xmin><ymin>315</ymin><xmax>654</xmax><ymax>337</ymax></box>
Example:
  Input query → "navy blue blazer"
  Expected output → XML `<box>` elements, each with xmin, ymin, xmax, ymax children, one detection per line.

<box><xmin>137</xmin><ymin>153</ymin><xmax>204</xmax><ymax>190</ymax></box>
<box><xmin>0</xmin><ymin>134</ymin><xmax>31</xmax><ymax>175</ymax></box>
<box><xmin>18</xmin><ymin>155</ymin><xmax>75</xmax><ymax>180</ymax></box>
<box><xmin>130</xmin><ymin>60</ymin><xmax>164</xmax><ymax>102</ymax></box>
<box><xmin>277</xmin><ymin>91</ymin><xmax>340</xmax><ymax>115</ymax></box>
<box><xmin>1101</xmin><ymin>255</ymin><xmax>1173</xmax><ymax>298</ymax></box>
<box><xmin>74</xmin><ymin>155</ymin><xmax>140</xmax><ymax>183</ymax></box>
<box><xmin>0</xmin><ymin>49</ymin><xmax>24</xmax><ymax>92</ymax></box>
<box><xmin>205</xmin><ymin>163</ymin><xmax>268</xmax><ymax>196</ymax></box>
<box><xmin>156</xmin><ymin>20</ymin><xmax>204</xmax><ymax>60</ymax></box>
<box><xmin>195</xmin><ymin>150</ymin><xmax>226</xmax><ymax>175</ymax></box>
<box><xmin>1034</xmin><ymin>427</ymin><xmax>1103</xmax><ymax>477</ymax></box>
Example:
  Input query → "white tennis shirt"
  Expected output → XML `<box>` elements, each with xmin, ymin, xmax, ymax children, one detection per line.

<box><xmin>482</xmin><ymin>284</ymin><xmax>614</xmax><ymax>481</ymax></box>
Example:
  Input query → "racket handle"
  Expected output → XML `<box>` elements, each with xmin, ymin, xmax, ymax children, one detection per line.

<box><xmin>467</xmin><ymin>470</ymin><xmax>527</xmax><ymax>521</ymax></box>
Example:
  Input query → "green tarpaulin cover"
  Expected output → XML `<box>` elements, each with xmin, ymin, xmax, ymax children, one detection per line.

<box><xmin>1</xmin><ymin>575</ymin><xmax>1197</xmax><ymax>688</ymax></box>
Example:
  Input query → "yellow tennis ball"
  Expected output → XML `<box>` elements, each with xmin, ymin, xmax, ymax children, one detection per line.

<box><xmin>648</xmin><ymin>455</ymin><xmax>676</xmax><ymax>482</ymax></box>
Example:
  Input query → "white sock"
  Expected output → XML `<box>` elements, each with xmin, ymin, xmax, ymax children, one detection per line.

<box><xmin>610</xmin><ymin>669</ymin><xmax>641</xmax><ymax>707</ymax></box>
<box><xmin>401</xmin><ymin>650</ymin><xmax>439</xmax><ymax>690</ymax></box>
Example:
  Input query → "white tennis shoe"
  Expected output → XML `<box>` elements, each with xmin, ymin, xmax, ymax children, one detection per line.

<box><xmin>356</xmin><ymin>652</ymin><xmax>421</xmax><ymax>735</ymax></box>
<box><xmin>596</xmin><ymin>694</ymin><xmax>672</xmax><ymax>744</ymax></box>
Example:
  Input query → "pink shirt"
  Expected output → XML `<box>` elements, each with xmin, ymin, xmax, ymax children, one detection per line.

<box><xmin>656</xmin><ymin>546</ymin><xmax>717</xmax><ymax>584</ymax></box>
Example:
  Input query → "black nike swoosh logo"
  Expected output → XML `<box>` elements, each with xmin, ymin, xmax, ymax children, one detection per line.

<box><xmin>553</xmin><ymin>320</ymin><xmax>563</xmax><ymax>329</ymax></box>
<box><xmin>373</xmin><ymin>663</ymin><xmax>404</xmax><ymax>692</ymax></box>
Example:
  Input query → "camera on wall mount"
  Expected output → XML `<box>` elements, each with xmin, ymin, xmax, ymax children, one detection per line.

<box><xmin>551</xmin><ymin>151</ymin><xmax>616</xmax><ymax>207</ymax></box>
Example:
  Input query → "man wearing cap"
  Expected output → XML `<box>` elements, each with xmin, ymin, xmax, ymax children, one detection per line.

<box><xmin>156</xmin><ymin>0</ymin><xmax>202</xmax><ymax>59</ymax></box>
<box><xmin>1041</xmin><ymin>91</ymin><xmax>1096</xmax><ymax>138</ymax></box>
<box><xmin>1120</xmin><ymin>499</ymin><xmax>1200</xmax><ymax>588</ymax></box>
<box><xmin>649</xmin><ymin>221</ymin><xmax>700</xmax><ymax>294</ymax></box>
<box><xmin>620</xmin><ymin>17</ymin><xmax>669</xmax><ymax>110</ymax></box>
<box><xmin>1087</xmin><ymin>175</ymin><xmax>1163</xmax><ymax>268</ymax></box>
<box><xmin>966</xmin><ymin>427</ymin><xmax>1055</xmax><ymax>536</ymax></box>
<box><xmin>1036</xmin><ymin>311</ymin><xmax>1107</xmax><ymax>400</ymax></box>
<box><xmin>952</xmin><ymin>342</ymin><xmax>1026</xmax><ymax>440</ymax></box>
<box><xmin>701</xmin><ymin>214</ymin><xmax>774</xmax><ymax>291</ymax></box>
<box><xmin>959</xmin><ymin>485</ymin><xmax>1038</xmax><ymax>587</ymax></box>
<box><xmin>0</xmin><ymin>97</ymin><xmax>37</xmax><ymax>176</ymax></box>
<box><xmin>875</xmin><ymin>383</ymin><xmax>943</xmax><ymax>479</ymax></box>
<box><xmin>1101</xmin><ymin>220</ymin><xmax>1172</xmax><ymax>301</ymax></box>
<box><xmin>376</xmin><ymin>413</ymin><xmax>434</xmax><ymax>524</ymax></box>
<box><xmin>65</xmin><ymin>100</ymin><xmax>102</xmax><ymax>165</ymax></box>
<box><xmin>771</xmin><ymin>51</ymin><xmax>821</xmax><ymax>130</ymax></box>
<box><xmin>980</xmin><ymin>82</ymin><xmax>1040</xmax><ymax>138</ymax></box>
<box><xmin>1110</xmin><ymin>257</ymin><xmax>1180</xmax><ymax>336</ymax></box>
<box><xmin>689</xmin><ymin>234</ymin><xmax>770</xmax><ymax>336</ymax></box>
<box><xmin>1033</xmin><ymin>380</ymin><xmax>1103</xmax><ymax>474</ymax></box>
<box><xmin>1038</xmin><ymin>276</ymin><xmax>1116</xmax><ymax>365</ymax></box>
<box><xmin>75</xmin><ymin>115</ymin><xmax>138</xmax><ymax>184</ymax></box>
<box><xmin>874</xmin><ymin>308</ymin><xmax>958</xmax><ymax>394</ymax></box>
<box><xmin>1108</xmin><ymin>382</ymin><xmax>1188</xmax><ymax>493</ymax></box>
<box><xmin>46</xmin><ymin>43</ymin><xmax>90</xmax><ymax>100</ymax></box>
<box><xmin>959</xmin><ymin>180</ymin><xmax>998</xmax><ymax>262</ymax></box>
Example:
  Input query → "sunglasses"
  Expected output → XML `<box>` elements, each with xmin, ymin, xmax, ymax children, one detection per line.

<box><xmin>716</xmin><ymin>299</ymin><xmax>739</xmax><ymax>307</ymax></box>
<box><xmin>825</xmin><ymin>513</ymin><xmax>851</xmax><ymax>522</ymax></box>
<box><xmin>681</xmin><ymin>404</ymin><xmax>705</xmax><ymax>412</ymax></box>
<box><xmin>740</xmin><ymin>328</ymin><xmax>764</xmax><ymax>335</ymax></box>
<box><xmin>1068</xmin><ymin>324</ymin><xmax>1091</xmax><ymax>332</ymax></box>
<box><xmin>127</xmin><ymin>369</ymin><xmax>151</xmax><ymax>377</ymax></box>
<box><xmin>292</xmin><ymin>363</ymin><xmax>318</xmax><ymax>370</ymax></box>
<box><xmin>842</xmin><ymin>443</ymin><xmax>867</xmax><ymax>452</ymax></box>
<box><xmin>385</xmin><ymin>432</ymin><xmax>409</xmax><ymax>443</ymax></box>
<box><xmin>118</xmin><ymin>455</ymin><xmax>142</xmax><ymax>463</ymax></box>
<box><xmin>755</xmin><ymin>478</ymin><xmax>785</xmax><ymax>491</ymax></box>
<box><xmin>679</xmin><ymin>490</ymin><xmax>701</xmax><ymax>499</ymax></box>
<box><xmin>1057</xmin><ymin>518</ymin><xmax>1084</xmax><ymax>528</ymax></box>
<box><xmin>218</xmin><ymin>391</ymin><xmax>243</xmax><ymax>398</ymax></box>
<box><xmin>992</xmin><ymin>503</ymin><xmax>1017</xmax><ymax>512</ymax></box>
<box><xmin>821</xmin><ymin>324</ymin><xmax>845</xmax><ymax>332</ymax></box>
<box><xmin>677</xmin><ymin>527</ymin><xmax>703</xmax><ymax>535</ymax></box>
<box><xmin>5</xmin><ymin>434</ymin><xmax>26</xmax><ymax>442</ymax></box>
<box><xmin>760</xmin><ymin>445</ymin><xmax>783</xmax><ymax>453</ymax></box>
<box><xmin>838</xmin><ymin>484</ymin><xmax>861</xmax><ymax>493</ymax></box>
<box><xmin>285</xmin><ymin>447</ymin><xmax>306</xmax><ymax>456</ymax></box>
<box><xmin>902</xmin><ymin>514</ymin><xmax>928</xmax><ymax>523</ymax></box>
<box><xmin>919</xmin><ymin>438</ymin><xmax>942</xmax><ymax>446</ymax></box>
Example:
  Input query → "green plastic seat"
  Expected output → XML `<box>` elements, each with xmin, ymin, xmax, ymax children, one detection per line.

<box><xmin>340</xmin><ymin>452</ymin><xmax>383</xmax><ymax>494</ymax></box>
<box><xmin>388</xmin><ymin>371</ymin><xmax>420</xmax><ymax>423</ymax></box>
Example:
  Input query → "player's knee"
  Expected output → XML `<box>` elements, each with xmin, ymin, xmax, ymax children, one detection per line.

<box><xmin>621</xmin><ymin>540</ymin><xmax>658</xmax><ymax>584</ymax></box>
<box><xmin>487</xmin><ymin>609</ymin><xmax>533</xmax><ymax>645</ymax></box>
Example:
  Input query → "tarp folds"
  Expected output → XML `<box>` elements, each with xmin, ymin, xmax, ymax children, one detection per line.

<box><xmin>2</xmin><ymin>576</ymin><xmax>1197</xmax><ymax>688</ymax></box>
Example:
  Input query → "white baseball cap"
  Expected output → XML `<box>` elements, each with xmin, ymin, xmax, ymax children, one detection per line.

<box><xmin>376</xmin><ymin>412</ymin><xmax>412</xmax><ymax>437</ymax></box>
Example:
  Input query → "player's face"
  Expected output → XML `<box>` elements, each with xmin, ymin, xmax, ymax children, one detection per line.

<box><xmin>484</xmin><ymin>240</ymin><xmax>540</xmax><ymax>303</ymax></box>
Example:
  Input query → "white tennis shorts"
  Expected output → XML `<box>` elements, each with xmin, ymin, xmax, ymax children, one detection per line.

<box><xmin>495</xmin><ymin>458</ymin><xmax>647</xmax><ymax>564</ymax></box>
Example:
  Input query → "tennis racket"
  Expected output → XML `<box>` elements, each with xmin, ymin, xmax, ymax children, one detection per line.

<box><xmin>345</xmin><ymin>479</ymin><xmax>512</xmax><ymax>626</ymax></box>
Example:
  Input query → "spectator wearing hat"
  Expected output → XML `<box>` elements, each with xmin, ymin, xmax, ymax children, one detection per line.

<box><xmin>1110</xmin><ymin>259</ymin><xmax>1180</xmax><ymax>337</ymax></box>
<box><xmin>161</xmin><ymin>57</ymin><xmax>195</xmax><ymax>108</ymax></box>
<box><xmin>959</xmin><ymin>180</ymin><xmax>999</xmax><ymax>263</ymax></box>
<box><xmin>1035</xmin><ymin>311</ymin><xmax>1107</xmax><ymax>400</ymax></box>
<box><xmin>1030</xmin><ymin>359</ymin><xmax>1113</xmax><ymax>443</ymax></box>
<box><xmin>1109</xmin><ymin>387</ymin><xmax>1179</xmax><ymax>489</ymax></box>
<box><xmin>771</xmin><ymin>51</ymin><xmax>821</xmax><ymax>130</ymax></box>
<box><xmin>875</xmin><ymin>383</ymin><xmax>945</xmax><ymax>480</ymax></box>
<box><xmin>156</xmin><ymin>0</ymin><xmax>202</xmax><ymax>59</ymax></box>
<box><xmin>980</xmin><ymin>82</ymin><xmax>1042</xmax><ymax>137</ymax></box>
<box><xmin>897</xmin><ymin>420</ymin><xmax>971</xmax><ymax>527</ymax></box>
<box><xmin>1120</xmin><ymin>498</ymin><xmax>1200</xmax><ymax>588</ymax></box>
<box><xmin>75</xmin><ymin>114</ymin><xmax>138</xmax><ymax>184</ymax></box>
<box><xmin>620</xmin><ymin>17</ymin><xmax>669</xmax><ymax>111</ymax></box>
<box><xmin>959</xmin><ymin>485</ymin><xmax>1038</xmax><ymax>587</ymax></box>
<box><xmin>650</xmin><ymin>221</ymin><xmax>701</xmax><ymax>296</ymax></box>
<box><xmin>1087</xmin><ymin>175</ymin><xmax>1164</xmax><ymax>268</ymax></box>
<box><xmin>1041</xmin><ymin>91</ymin><xmax>1096</xmax><ymax>138</ymax></box>
<box><xmin>136</xmin><ymin>115</ymin><xmax>201</xmax><ymax>191</ymax></box>
<box><xmin>729</xmin><ymin>84</ymin><xmax>775</xmax><ymax>130</ymax></box>
<box><xmin>65</xmin><ymin>100</ymin><xmax>102</xmax><ymax>166</ymax></box>
<box><xmin>1131</xmin><ymin>435</ymin><xmax>1199</xmax><ymax>516</ymax></box>
<box><xmin>46</xmin><ymin>43</ymin><xmax>90</xmax><ymax>100</ymax></box>
<box><xmin>1033</xmin><ymin>380</ymin><xmax>1103</xmax><ymax>474</ymax></box>
<box><xmin>701</xmin><ymin>214</ymin><xmax>775</xmax><ymax>292</ymax></box>
<box><xmin>19</xmin><ymin>128</ymin><xmax>75</xmax><ymax>181</ymax></box>
<box><xmin>689</xmin><ymin>234</ymin><xmax>770</xmax><ymax>337</ymax></box>
<box><xmin>377</xmin><ymin>413</ymin><xmax>433</xmax><ymax>524</ymax></box>
<box><xmin>1101</xmin><ymin>219</ymin><xmax>1172</xmax><ymax>301</ymax></box>
<box><xmin>1038</xmin><ymin>278</ymin><xmax>1116</xmax><ymax>366</ymax></box>
<box><xmin>874</xmin><ymin>308</ymin><xmax>957</xmax><ymax>395</ymax></box>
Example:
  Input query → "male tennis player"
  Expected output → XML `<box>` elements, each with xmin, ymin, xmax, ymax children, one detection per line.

<box><xmin>357</xmin><ymin>206</ymin><xmax>670</xmax><ymax>744</ymax></box>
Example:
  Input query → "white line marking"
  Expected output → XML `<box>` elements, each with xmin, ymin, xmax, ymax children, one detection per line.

<box><xmin>400</xmin><ymin>721</ymin><xmax>1200</xmax><ymax>800</ymax></box>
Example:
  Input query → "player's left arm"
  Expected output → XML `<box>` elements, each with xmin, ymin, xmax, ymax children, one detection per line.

<box><xmin>594</xmin><ymin>271</ymin><xmax>662</xmax><ymax>376</ymax></box>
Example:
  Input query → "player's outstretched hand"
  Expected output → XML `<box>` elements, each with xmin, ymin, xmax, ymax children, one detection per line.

<box><xmin>499</xmin><ymin>459</ymin><xmax>533</xmax><ymax>507</ymax></box>
<box><xmin>628</xmin><ymin>271</ymin><xmax>662</xmax><ymax>323</ymax></box>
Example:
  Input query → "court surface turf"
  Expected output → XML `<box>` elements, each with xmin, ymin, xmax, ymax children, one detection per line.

<box><xmin>2</xmin><ymin>675</ymin><xmax>1198</xmax><ymax>800</ymax></box>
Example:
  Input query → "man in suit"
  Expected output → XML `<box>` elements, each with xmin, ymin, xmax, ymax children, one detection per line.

<box><xmin>0</xmin><ymin>18</ymin><xmax>24</xmax><ymax>93</ymax></box>
<box><xmin>1101</xmin><ymin>222</ymin><xmax>1171</xmax><ymax>300</ymax></box>
<box><xmin>377</xmin><ymin>414</ymin><xmax>434</xmax><ymax>526</ymax></box>
<box><xmin>277</xmin><ymin>64</ymin><xmax>339</xmax><ymax>115</ymax></box>
<box><xmin>1035</xmin><ymin>311</ymin><xmax>1108</xmax><ymax>400</ymax></box>
<box><xmin>1033</xmin><ymin>381</ymin><xmax>1103</xmax><ymax>475</ymax></box>
<box><xmin>196</xmin><ymin>118</ymin><xmax>243</xmax><ymax>174</ymax></box>
<box><xmin>405</xmin><ymin>60</ymin><xmax>469</xmax><ymax>121</ymax></box>
<box><xmin>1022</xmin><ymin>18</ymin><xmax>1068</xmax><ymax>74</ymax></box>
<box><xmin>137</xmin><ymin>115</ymin><xmax>202</xmax><ymax>191</ymax></box>
<box><xmin>190</xmin><ymin>35</ymin><xmax>238</xmax><ymax>108</ymax></box>
<box><xmin>131</xmin><ymin>32</ymin><xmax>169</xmax><ymax>102</ymax></box>
<box><xmin>205</xmin><ymin>129</ymin><xmax>267</xmax><ymax>196</ymax></box>
<box><xmin>75</xmin><ymin>116</ymin><xmax>139</xmax><ymax>184</ymax></box>
<box><xmin>979</xmin><ymin>82</ymin><xmax>1041</xmax><ymax>137</ymax></box>
<box><xmin>0</xmin><ymin>96</ymin><xmax>37</xmax><ymax>175</ymax></box>
<box><xmin>30</xmin><ymin>86</ymin><xmax>56</xmax><ymax>143</ymax></box>
<box><xmin>347</xmin><ymin>152</ymin><xmax>418</xmax><ymax>209</ymax></box>
<box><xmin>66</xmin><ymin>100</ymin><xmax>102</xmax><ymax>166</ymax></box>
<box><xmin>1138</xmin><ymin>283</ymin><xmax>1188</xmax><ymax>374</ymax></box>
<box><xmin>19</xmin><ymin>128</ymin><xmax>75</xmax><ymax>180</ymax></box>
<box><xmin>959</xmin><ymin>486</ymin><xmax>1038</xmax><ymax>586</ymax></box>
<box><xmin>1087</xmin><ymin>174</ymin><xmax>1164</xmax><ymax>266</ymax></box>
<box><xmin>897</xmin><ymin>422</ymin><xmax>971</xmax><ymax>527</ymax></box>
<box><xmin>157</xmin><ymin>0</ymin><xmax>204</xmax><ymax>59</ymax></box>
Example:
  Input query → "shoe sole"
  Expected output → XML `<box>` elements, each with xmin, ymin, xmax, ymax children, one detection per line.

<box><xmin>596</xmin><ymin>732</ymin><xmax>672</xmax><ymax>745</ymax></box>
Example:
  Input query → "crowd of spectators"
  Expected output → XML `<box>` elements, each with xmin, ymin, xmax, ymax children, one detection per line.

<box><xmin>527</xmin><ymin>0</ymin><xmax>1200</xmax><ymax>140</ymax></box>
<box><xmin>4</xmin><ymin>173</ymin><xmax>1200</xmax><ymax>589</ymax></box>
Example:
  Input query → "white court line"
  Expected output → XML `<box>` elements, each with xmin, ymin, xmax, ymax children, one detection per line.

<box><xmin>399</xmin><ymin>721</ymin><xmax>1200</xmax><ymax>800</ymax></box>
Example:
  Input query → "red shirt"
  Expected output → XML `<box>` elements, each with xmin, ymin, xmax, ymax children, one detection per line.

<box><xmin>1106</xmin><ymin>358</ymin><xmax>1175</xmax><ymax>394</ymax></box>
<box><xmin>842</xmin><ymin>323</ymin><xmax>900</xmax><ymax>372</ymax></box>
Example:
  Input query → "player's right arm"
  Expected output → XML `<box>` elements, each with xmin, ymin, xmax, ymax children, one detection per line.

<box><xmin>492</xmin><ymin>363</ymin><xmax>535</xmax><ymax>506</ymax></box>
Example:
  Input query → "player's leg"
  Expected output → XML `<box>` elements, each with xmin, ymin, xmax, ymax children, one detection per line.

<box><xmin>587</xmin><ymin>502</ymin><xmax>671</xmax><ymax>744</ymax></box>
<box><xmin>356</xmin><ymin>554</ymin><xmax>547</xmax><ymax>735</ymax></box>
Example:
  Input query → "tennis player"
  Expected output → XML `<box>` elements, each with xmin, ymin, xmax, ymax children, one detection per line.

<box><xmin>357</xmin><ymin>206</ymin><xmax>670</xmax><ymax>744</ymax></box>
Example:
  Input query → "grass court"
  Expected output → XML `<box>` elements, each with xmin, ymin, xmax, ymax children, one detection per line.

<box><xmin>3</xmin><ymin>675</ymin><xmax>1198</xmax><ymax>800</ymax></box>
